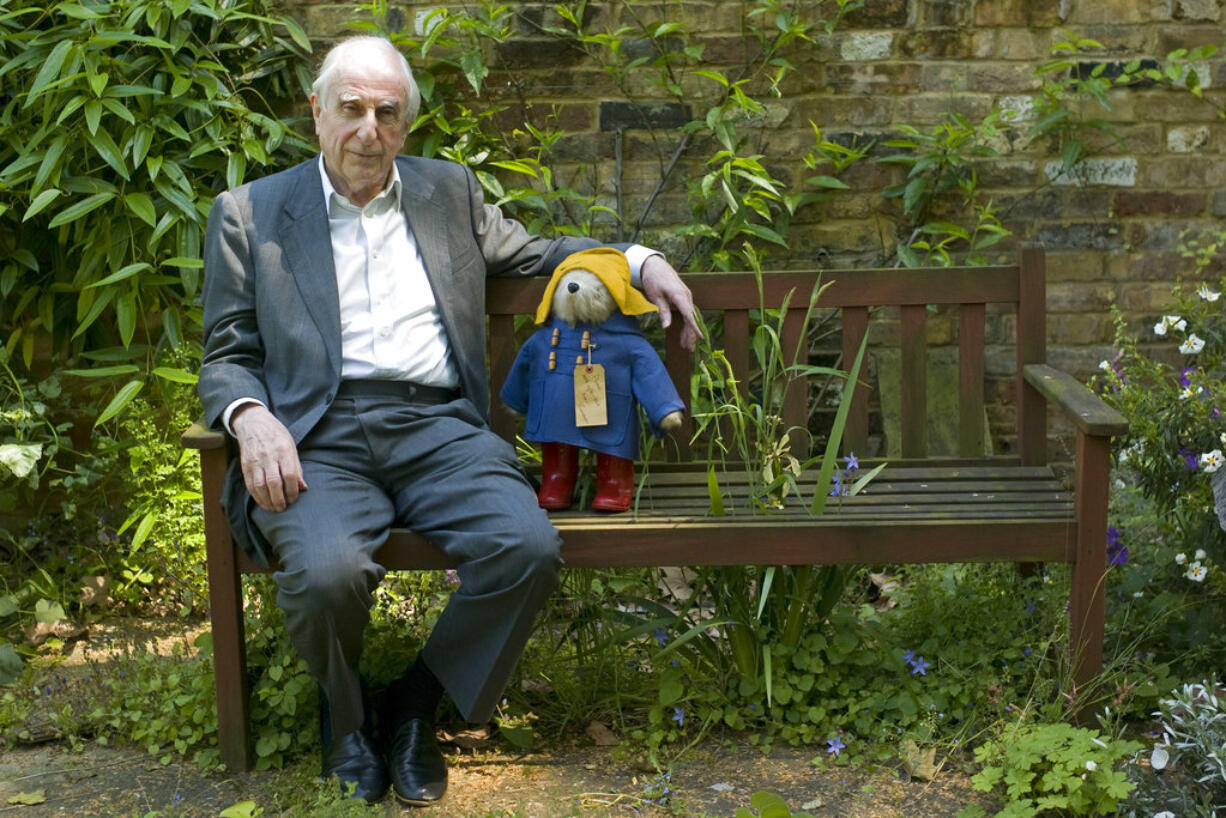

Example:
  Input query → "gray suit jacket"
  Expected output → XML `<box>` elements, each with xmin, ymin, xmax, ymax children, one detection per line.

<box><xmin>198</xmin><ymin>155</ymin><xmax>599</xmax><ymax>563</ymax></box>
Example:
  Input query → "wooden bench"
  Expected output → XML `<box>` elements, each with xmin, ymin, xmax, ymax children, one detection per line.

<box><xmin>182</xmin><ymin>243</ymin><xmax>1127</xmax><ymax>772</ymax></box>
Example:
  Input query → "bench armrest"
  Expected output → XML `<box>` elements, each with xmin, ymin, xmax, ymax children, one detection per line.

<box><xmin>1023</xmin><ymin>364</ymin><xmax>1128</xmax><ymax>437</ymax></box>
<box><xmin>181</xmin><ymin>420</ymin><xmax>228</xmax><ymax>450</ymax></box>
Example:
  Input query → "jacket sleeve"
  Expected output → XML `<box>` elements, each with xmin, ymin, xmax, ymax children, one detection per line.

<box><xmin>629</xmin><ymin>338</ymin><xmax>686</xmax><ymax>435</ymax></box>
<box><xmin>198</xmin><ymin>189</ymin><xmax>270</xmax><ymax>431</ymax></box>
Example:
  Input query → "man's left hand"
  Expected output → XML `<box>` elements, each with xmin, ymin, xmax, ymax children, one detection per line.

<box><xmin>641</xmin><ymin>255</ymin><xmax>702</xmax><ymax>352</ymax></box>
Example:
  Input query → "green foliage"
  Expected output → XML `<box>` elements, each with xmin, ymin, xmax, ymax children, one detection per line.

<box><xmin>0</xmin><ymin>0</ymin><xmax>313</xmax><ymax>398</ymax></box>
<box><xmin>735</xmin><ymin>790</ymin><xmax>814</xmax><ymax>818</ymax></box>
<box><xmin>1121</xmin><ymin>679</ymin><xmax>1226</xmax><ymax>816</ymax></box>
<box><xmin>961</xmin><ymin>722</ymin><xmax>1140</xmax><ymax>818</ymax></box>
<box><xmin>0</xmin><ymin>351</ymin><xmax>71</xmax><ymax>515</ymax></box>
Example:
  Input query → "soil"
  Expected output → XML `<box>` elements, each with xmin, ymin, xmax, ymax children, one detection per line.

<box><xmin>0</xmin><ymin>619</ymin><xmax>998</xmax><ymax>817</ymax></box>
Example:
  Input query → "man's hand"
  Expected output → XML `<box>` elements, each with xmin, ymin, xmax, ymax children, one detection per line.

<box><xmin>231</xmin><ymin>404</ymin><xmax>307</xmax><ymax>512</ymax></box>
<box><xmin>641</xmin><ymin>255</ymin><xmax>703</xmax><ymax>352</ymax></box>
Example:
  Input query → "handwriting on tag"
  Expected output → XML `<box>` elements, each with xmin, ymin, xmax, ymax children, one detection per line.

<box><xmin>574</xmin><ymin>364</ymin><xmax>608</xmax><ymax>427</ymax></box>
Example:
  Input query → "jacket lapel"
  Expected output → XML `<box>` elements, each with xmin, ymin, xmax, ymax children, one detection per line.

<box><xmin>279</xmin><ymin>161</ymin><xmax>342</xmax><ymax>376</ymax></box>
<box><xmin>398</xmin><ymin>159</ymin><xmax>458</xmax><ymax>338</ymax></box>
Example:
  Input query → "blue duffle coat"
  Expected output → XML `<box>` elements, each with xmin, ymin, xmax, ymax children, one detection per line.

<box><xmin>500</xmin><ymin>314</ymin><xmax>685</xmax><ymax>460</ymax></box>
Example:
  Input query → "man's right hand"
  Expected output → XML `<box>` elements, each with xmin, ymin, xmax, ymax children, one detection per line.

<box><xmin>231</xmin><ymin>404</ymin><xmax>307</xmax><ymax>512</ymax></box>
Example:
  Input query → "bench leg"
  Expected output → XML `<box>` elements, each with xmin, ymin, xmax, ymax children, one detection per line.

<box><xmin>1069</xmin><ymin>431</ymin><xmax>1109</xmax><ymax>713</ymax></box>
<box><xmin>201</xmin><ymin>447</ymin><xmax>253</xmax><ymax>772</ymax></box>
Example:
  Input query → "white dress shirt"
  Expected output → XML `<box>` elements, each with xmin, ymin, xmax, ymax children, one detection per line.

<box><xmin>223</xmin><ymin>155</ymin><xmax>659</xmax><ymax>432</ymax></box>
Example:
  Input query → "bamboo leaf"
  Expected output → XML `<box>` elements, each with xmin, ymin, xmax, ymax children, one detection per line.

<box><xmin>86</xmin><ymin>262</ymin><xmax>151</xmax><ymax>289</ymax></box>
<box><xmin>706</xmin><ymin>464</ymin><xmax>725</xmax><ymax>516</ymax></box>
<box><xmin>94</xmin><ymin>379</ymin><xmax>144</xmax><ymax>426</ymax></box>
<box><xmin>124</xmin><ymin>193</ymin><xmax>156</xmax><ymax>227</ymax></box>
<box><xmin>62</xmin><ymin>364</ymin><xmax>141</xmax><ymax>378</ymax></box>
<box><xmin>810</xmin><ymin>332</ymin><xmax>870</xmax><ymax>515</ymax></box>
<box><xmin>23</xmin><ymin>189</ymin><xmax>62</xmax><ymax>222</ymax></box>
<box><xmin>26</xmin><ymin>41</ymin><xmax>73</xmax><ymax>108</ymax></box>
<box><xmin>47</xmin><ymin>192</ymin><xmax>115</xmax><ymax>228</ymax></box>
<box><xmin>152</xmin><ymin>366</ymin><xmax>197</xmax><ymax>384</ymax></box>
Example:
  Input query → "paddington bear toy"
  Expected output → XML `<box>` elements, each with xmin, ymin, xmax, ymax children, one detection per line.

<box><xmin>500</xmin><ymin>248</ymin><xmax>685</xmax><ymax>512</ymax></box>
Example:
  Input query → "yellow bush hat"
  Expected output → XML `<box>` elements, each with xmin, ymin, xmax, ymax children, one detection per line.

<box><xmin>534</xmin><ymin>248</ymin><xmax>657</xmax><ymax>324</ymax></box>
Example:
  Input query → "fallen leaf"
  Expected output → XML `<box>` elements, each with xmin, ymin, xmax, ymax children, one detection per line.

<box><xmin>78</xmin><ymin>576</ymin><xmax>110</xmax><ymax>609</ymax></box>
<box><xmin>585</xmin><ymin>720</ymin><xmax>620</xmax><ymax>746</ymax></box>
<box><xmin>900</xmin><ymin>738</ymin><xmax>938</xmax><ymax>781</ymax></box>
<box><xmin>520</xmin><ymin>676</ymin><xmax>554</xmax><ymax>695</ymax></box>
<box><xmin>22</xmin><ymin>619</ymin><xmax>86</xmax><ymax>647</ymax></box>
<box><xmin>6</xmin><ymin>790</ymin><xmax>46</xmax><ymax>806</ymax></box>
<box><xmin>439</xmin><ymin>722</ymin><xmax>492</xmax><ymax>750</ymax></box>
<box><xmin>709</xmin><ymin>781</ymin><xmax>735</xmax><ymax>792</ymax></box>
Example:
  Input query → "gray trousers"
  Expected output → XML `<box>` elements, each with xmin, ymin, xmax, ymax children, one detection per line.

<box><xmin>251</xmin><ymin>394</ymin><xmax>561</xmax><ymax>737</ymax></box>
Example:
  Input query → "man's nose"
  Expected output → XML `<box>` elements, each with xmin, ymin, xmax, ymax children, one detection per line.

<box><xmin>567</xmin><ymin>282</ymin><xmax>580</xmax><ymax>293</ymax></box>
<box><xmin>356</xmin><ymin>109</ymin><xmax>379</xmax><ymax>141</ymax></box>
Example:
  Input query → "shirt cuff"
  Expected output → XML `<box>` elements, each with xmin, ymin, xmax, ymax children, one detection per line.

<box><xmin>624</xmin><ymin>244</ymin><xmax>662</xmax><ymax>288</ymax></box>
<box><xmin>222</xmin><ymin>398</ymin><xmax>267</xmax><ymax>436</ymax></box>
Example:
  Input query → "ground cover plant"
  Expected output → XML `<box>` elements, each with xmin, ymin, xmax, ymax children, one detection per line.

<box><xmin>4</xmin><ymin>1</ymin><xmax>1226</xmax><ymax>814</ymax></box>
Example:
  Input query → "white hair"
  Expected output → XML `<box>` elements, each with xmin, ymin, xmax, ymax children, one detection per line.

<box><xmin>311</xmin><ymin>36</ymin><xmax>421</xmax><ymax>124</ymax></box>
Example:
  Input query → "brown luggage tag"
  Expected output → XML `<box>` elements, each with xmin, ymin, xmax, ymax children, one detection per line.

<box><xmin>574</xmin><ymin>331</ymin><xmax>608</xmax><ymax>427</ymax></box>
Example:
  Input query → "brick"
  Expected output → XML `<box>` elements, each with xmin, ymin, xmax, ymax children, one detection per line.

<box><xmin>1127</xmin><ymin>89</ymin><xmax>1224</xmax><ymax>122</ymax></box>
<box><xmin>824</xmin><ymin>63</ymin><xmax>921</xmax><ymax>95</ymax></box>
<box><xmin>895</xmin><ymin>93</ymin><xmax>995</xmax><ymax>124</ymax></box>
<box><xmin>599</xmin><ymin>101</ymin><xmax>691</xmax><ymax>131</ymax></box>
<box><xmin>1175</xmin><ymin>0</ymin><xmax>1223</xmax><ymax>20</ymax></box>
<box><xmin>1115</xmin><ymin>191</ymin><xmax>1207</xmax><ymax>217</ymax></box>
<box><xmin>1118</xmin><ymin>281</ymin><xmax>1186</xmax><ymax>311</ymax></box>
<box><xmin>997</xmin><ymin>94</ymin><xmax>1038</xmax><ymax>122</ymax></box>
<box><xmin>840</xmin><ymin>32</ymin><xmax>894</xmax><ymax>61</ymax></box>
<box><xmin>991</xmin><ymin>189</ymin><xmax>1062</xmax><ymax>221</ymax></box>
<box><xmin>920</xmin><ymin>0</ymin><xmax>969</xmax><ymax>26</ymax></box>
<box><xmin>1066</xmin><ymin>0</ymin><xmax>1171</xmax><ymax>23</ymax></box>
<box><xmin>1066</xmin><ymin>190</ymin><xmax>1113</xmax><ymax>218</ymax></box>
<box><xmin>974</xmin><ymin>0</ymin><xmax>1063</xmax><ymax>27</ymax></box>
<box><xmin>1156</xmin><ymin>26</ymin><xmax>1226</xmax><ymax>54</ymax></box>
<box><xmin>1128</xmin><ymin>221</ymin><xmax>1208</xmax><ymax>251</ymax></box>
<box><xmin>1168</xmin><ymin>125</ymin><xmax>1212</xmax><ymax>152</ymax></box>
<box><xmin>920</xmin><ymin>63</ymin><xmax>970</xmax><ymax>93</ymax></box>
<box><xmin>842</xmin><ymin>0</ymin><xmax>909</xmax><ymax>28</ymax></box>
<box><xmin>1044</xmin><ymin>158</ymin><xmax>1137</xmax><ymax>188</ymax></box>
<box><xmin>897</xmin><ymin>29</ymin><xmax>973</xmax><ymax>59</ymax></box>
<box><xmin>802</xmin><ymin>95</ymin><xmax>894</xmax><ymax>128</ymax></box>
<box><xmin>1050</xmin><ymin>314</ymin><xmax>1117</xmax><ymax>344</ymax></box>
<box><xmin>972</xmin><ymin>28</ymin><xmax>1049</xmax><ymax>60</ymax></box>
<box><xmin>976</xmin><ymin>159</ymin><xmax>1041</xmax><ymax>188</ymax></box>
<box><xmin>1142</xmin><ymin>157</ymin><xmax>1226</xmax><ymax>187</ymax></box>
<box><xmin>1037</xmin><ymin>222</ymin><xmax>1126</xmax><ymax>251</ymax></box>
<box><xmin>301</xmin><ymin>5</ymin><xmax>377</xmax><ymax>38</ymax></box>
<box><xmin>1046</xmin><ymin>250</ymin><xmax>1107</xmax><ymax>282</ymax></box>
<box><xmin>1107</xmin><ymin>251</ymin><xmax>1185</xmax><ymax>281</ymax></box>
<box><xmin>494</xmin><ymin>38</ymin><xmax>586</xmax><ymax>69</ymax></box>
<box><xmin>1047</xmin><ymin>282</ymin><xmax>1117</xmax><ymax>312</ymax></box>
<box><xmin>1214</xmin><ymin>191</ymin><xmax>1226</xmax><ymax>217</ymax></box>
<box><xmin>968</xmin><ymin>63</ymin><xmax>1041</xmax><ymax>93</ymax></box>
<box><xmin>792</xmin><ymin>219</ymin><xmax>891</xmax><ymax>255</ymax></box>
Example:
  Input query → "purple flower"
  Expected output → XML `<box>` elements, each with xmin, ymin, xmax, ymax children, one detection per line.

<box><xmin>672</xmin><ymin>707</ymin><xmax>684</xmax><ymax>727</ymax></box>
<box><xmin>1180</xmin><ymin>368</ymin><xmax>1194</xmax><ymax>387</ymax></box>
<box><xmin>826</xmin><ymin>734</ymin><xmax>846</xmax><ymax>756</ymax></box>
<box><xmin>653</xmin><ymin>627</ymin><xmax>670</xmax><ymax>646</ymax></box>
<box><xmin>829</xmin><ymin>471</ymin><xmax>845</xmax><ymax>497</ymax></box>
<box><xmin>1180</xmin><ymin>449</ymin><xmax>1199</xmax><ymax>471</ymax></box>
<box><xmin>909</xmin><ymin>656</ymin><xmax>931</xmax><ymax>675</ymax></box>
<box><xmin>1106</xmin><ymin>527</ymin><xmax>1128</xmax><ymax>565</ymax></box>
<box><xmin>902</xmin><ymin>649</ymin><xmax>915</xmax><ymax>663</ymax></box>
<box><xmin>444</xmin><ymin>569</ymin><xmax>460</xmax><ymax>585</ymax></box>
<box><xmin>845</xmin><ymin>452</ymin><xmax>859</xmax><ymax>471</ymax></box>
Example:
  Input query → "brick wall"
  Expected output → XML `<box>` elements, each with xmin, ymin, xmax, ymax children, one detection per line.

<box><xmin>289</xmin><ymin>0</ymin><xmax>1226</xmax><ymax>457</ymax></box>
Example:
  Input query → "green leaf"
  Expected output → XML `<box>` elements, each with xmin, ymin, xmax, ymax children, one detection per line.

<box><xmin>152</xmin><ymin>366</ymin><xmax>197</xmax><ymax>384</ymax></box>
<box><xmin>47</xmin><ymin>192</ymin><xmax>115</xmax><ymax>228</ymax></box>
<box><xmin>0</xmin><ymin>642</ymin><xmax>22</xmax><ymax>686</ymax></box>
<box><xmin>280</xmin><ymin>15</ymin><xmax>311</xmax><ymax>51</ymax></box>
<box><xmin>124</xmin><ymin>193</ymin><xmax>156</xmax><ymax>227</ymax></box>
<box><xmin>497</xmin><ymin>722</ymin><xmax>534</xmax><ymax>749</ymax></box>
<box><xmin>34</xmin><ymin>135</ymin><xmax>69</xmax><ymax>189</ymax></box>
<box><xmin>23</xmin><ymin>189</ymin><xmax>62</xmax><ymax>222</ymax></box>
<box><xmin>26</xmin><ymin>41</ymin><xmax>73</xmax><ymax>109</ymax></box>
<box><xmin>84</xmin><ymin>99</ymin><xmax>102</xmax><ymax>135</ymax></box>
<box><xmin>129</xmin><ymin>512</ymin><xmax>156</xmax><ymax>552</ymax></box>
<box><xmin>34</xmin><ymin>598</ymin><xmax>65</xmax><ymax>625</ymax></box>
<box><xmin>706</xmin><ymin>464</ymin><xmax>725</xmax><ymax>516</ymax></box>
<box><xmin>5</xmin><ymin>790</ymin><xmax>46</xmax><ymax>806</ymax></box>
<box><xmin>94</xmin><ymin>379</ymin><xmax>144</xmax><ymax>426</ymax></box>
<box><xmin>806</xmin><ymin>175</ymin><xmax>850</xmax><ymax>190</ymax></box>
<box><xmin>62</xmin><ymin>364</ymin><xmax>142</xmax><ymax>378</ymax></box>
<box><xmin>0</xmin><ymin>596</ymin><xmax>16</xmax><ymax>617</ymax></box>
<box><xmin>86</xmin><ymin>262</ymin><xmax>151</xmax><ymax>289</ymax></box>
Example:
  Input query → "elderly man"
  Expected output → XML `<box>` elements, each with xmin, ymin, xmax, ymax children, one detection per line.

<box><xmin>198</xmin><ymin>35</ymin><xmax>698</xmax><ymax>805</ymax></box>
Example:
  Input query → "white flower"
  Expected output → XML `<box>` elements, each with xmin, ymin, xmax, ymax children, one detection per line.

<box><xmin>1133</xmin><ymin>590</ymin><xmax>1144</xmax><ymax>598</ymax></box>
<box><xmin>1198</xmin><ymin>284</ymin><xmax>1221</xmax><ymax>302</ymax></box>
<box><xmin>1084</xmin><ymin>759</ymin><xmax>1098</xmax><ymax>772</ymax></box>
<box><xmin>1195</xmin><ymin>548</ymin><xmax>1208</xmax><ymax>560</ymax></box>
<box><xmin>1187</xmin><ymin>561</ymin><xmax>1208</xmax><ymax>582</ymax></box>
<box><xmin>1180</xmin><ymin>333</ymin><xmax>1206</xmax><ymax>354</ymax></box>
<box><xmin>1158</xmin><ymin>314</ymin><xmax>1188</xmax><ymax>334</ymax></box>
<box><xmin>1200</xmin><ymin>450</ymin><xmax>1224</xmax><ymax>473</ymax></box>
<box><xmin>1154</xmin><ymin>321</ymin><xmax>1167</xmax><ymax>336</ymax></box>
<box><xmin>1151</xmin><ymin>745</ymin><xmax>1170</xmax><ymax>771</ymax></box>
<box><xmin>1099</xmin><ymin>360</ymin><xmax>1111</xmax><ymax>371</ymax></box>
<box><xmin>1153</xmin><ymin>811</ymin><xmax>1175</xmax><ymax>818</ymax></box>
<box><xmin>1176</xmin><ymin>552</ymin><xmax>1188</xmax><ymax>565</ymax></box>
<box><xmin>1221</xmin><ymin>431</ymin><xmax>1226</xmax><ymax>447</ymax></box>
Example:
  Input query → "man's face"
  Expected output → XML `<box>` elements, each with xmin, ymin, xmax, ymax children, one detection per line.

<box><xmin>311</xmin><ymin>53</ymin><xmax>410</xmax><ymax>207</ymax></box>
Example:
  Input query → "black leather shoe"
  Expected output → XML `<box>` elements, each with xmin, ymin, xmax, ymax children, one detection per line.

<box><xmin>387</xmin><ymin>716</ymin><xmax>448</xmax><ymax>806</ymax></box>
<box><xmin>321</xmin><ymin>729</ymin><xmax>390</xmax><ymax>803</ymax></box>
<box><xmin>319</xmin><ymin>686</ymin><xmax>388</xmax><ymax>803</ymax></box>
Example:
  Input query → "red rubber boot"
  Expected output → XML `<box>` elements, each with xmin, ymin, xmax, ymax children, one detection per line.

<box><xmin>592</xmin><ymin>452</ymin><xmax>635</xmax><ymax>513</ymax></box>
<box><xmin>537</xmin><ymin>442</ymin><xmax>580</xmax><ymax>510</ymax></box>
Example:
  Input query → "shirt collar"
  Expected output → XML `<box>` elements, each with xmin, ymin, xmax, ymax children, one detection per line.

<box><xmin>317</xmin><ymin>154</ymin><xmax>403</xmax><ymax>215</ymax></box>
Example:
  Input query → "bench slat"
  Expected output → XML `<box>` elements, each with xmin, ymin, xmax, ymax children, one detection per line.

<box><xmin>900</xmin><ymin>304</ymin><xmax>928</xmax><ymax>458</ymax></box>
<box><xmin>959</xmin><ymin>303</ymin><xmax>987</xmax><ymax>456</ymax></box>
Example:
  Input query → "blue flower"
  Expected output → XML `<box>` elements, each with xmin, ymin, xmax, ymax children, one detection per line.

<box><xmin>829</xmin><ymin>471</ymin><xmax>845</xmax><ymax>497</ymax></box>
<box><xmin>902</xmin><ymin>649</ymin><xmax>915</xmax><ymax>663</ymax></box>
<box><xmin>845</xmin><ymin>452</ymin><xmax>859</xmax><ymax>471</ymax></box>
<box><xmin>672</xmin><ymin>707</ymin><xmax>684</xmax><ymax>727</ymax></box>
<box><xmin>826</xmin><ymin>734</ymin><xmax>846</xmax><ymax>756</ymax></box>
<box><xmin>653</xmin><ymin>627</ymin><xmax>670</xmax><ymax>646</ymax></box>
<box><xmin>909</xmin><ymin>656</ymin><xmax>931</xmax><ymax>675</ymax></box>
<box><xmin>1106</xmin><ymin>527</ymin><xmax>1128</xmax><ymax>566</ymax></box>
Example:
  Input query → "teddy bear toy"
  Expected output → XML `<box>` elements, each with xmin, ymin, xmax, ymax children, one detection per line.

<box><xmin>500</xmin><ymin>248</ymin><xmax>685</xmax><ymax>512</ymax></box>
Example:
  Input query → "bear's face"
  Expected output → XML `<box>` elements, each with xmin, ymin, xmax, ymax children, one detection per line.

<box><xmin>551</xmin><ymin>269</ymin><xmax>617</xmax><ymax>326</ymax></box>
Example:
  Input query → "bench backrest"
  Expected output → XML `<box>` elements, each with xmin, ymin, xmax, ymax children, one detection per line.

<box><xmin>486</xmin><ymin>244</ymin><xmax>1048</xmax><ymax>466</ymax></box>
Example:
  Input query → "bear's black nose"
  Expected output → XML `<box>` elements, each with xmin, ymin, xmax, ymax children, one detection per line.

<box><xmin>567</xmin><ymin>281</ymin><xmax>580</xmax><ymax>293</ymax></box>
